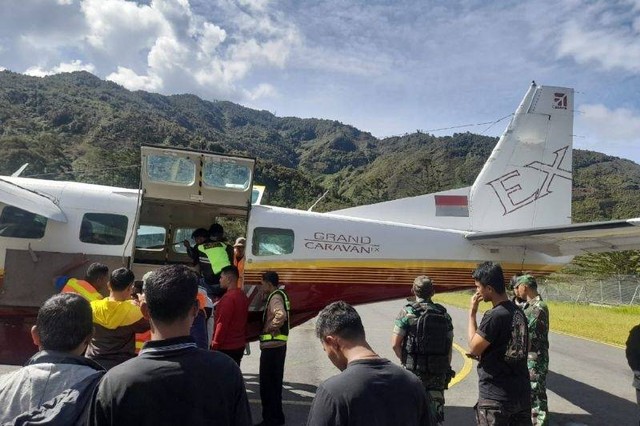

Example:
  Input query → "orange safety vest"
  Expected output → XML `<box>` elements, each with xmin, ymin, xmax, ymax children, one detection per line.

<box><xmin>234</xmin><ymin>258</ymin><xmax>245</xmax><ymax>289</ymax></box>
<box><xmin>135</xmin><ymin>330</ymin><xmax>151</xmax><ymax>354</ymax></box>
<box><xmin>62</xmin><ymin>279</ymin><xmax>103</xmax><ymax>302</ymax></box>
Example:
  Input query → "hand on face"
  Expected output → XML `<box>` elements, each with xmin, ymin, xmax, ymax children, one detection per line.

<box><xmin>470</xmin><ymin>290</ymin><xmax>483</xmax><ymax>312</ymax></box>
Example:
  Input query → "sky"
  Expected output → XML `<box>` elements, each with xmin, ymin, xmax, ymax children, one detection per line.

<box><xmin>1</xmin><ymin>0</ymin><xmax>639</xmax><ymax>163</ymax></box>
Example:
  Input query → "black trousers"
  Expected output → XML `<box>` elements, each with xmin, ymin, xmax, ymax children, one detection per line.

<box><xmin>218</xmin><ymin>348</ymin><xmax>244</xmax><ymax>366</ymax></box>
<box><xmin>259</xmin><ymin>345</ymin><xmax>287</xmax><ymax>425</ymax></box>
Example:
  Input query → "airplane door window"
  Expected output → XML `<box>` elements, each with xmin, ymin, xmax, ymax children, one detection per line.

<box><xmin>202</xmin><ymin>160</ymin><xmax>251</xmax><ymax>190</ymax></box>
<box><xmin>146</xmin><ymin>154</ymin><xmax>196</xmax><ymax>186</ymax></box>
<box><xmin>252</xmin><ymin>227</ymin><xmax>294</xmax><ymax>256</ymax></box>
<box><xmin>0</xmin><ymin>206</ymin><xmax>47</xmax><ymax>239</ymax></box>
<box><xmin>80</xmin><ymin>213</ymin><xmax>128</xmax><ymax>245</ymax></box>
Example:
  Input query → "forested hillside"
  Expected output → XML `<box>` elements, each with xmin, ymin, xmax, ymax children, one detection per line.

<box><xmin>1</xmin><ymin>70</ymin><xmax>639</xmax><ymax>222</ymax></box>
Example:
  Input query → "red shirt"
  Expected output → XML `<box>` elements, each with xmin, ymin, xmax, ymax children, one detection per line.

<box><xmin>212</xmin><ymin>288</ymin><xmax>249</xmax><ymax>350</ymax></box>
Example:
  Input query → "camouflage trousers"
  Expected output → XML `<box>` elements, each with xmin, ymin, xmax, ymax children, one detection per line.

<box><xmin>528</xmin><ymin>353</ymin><xmax>549</xmax><ymax>426</ymax></box>
<box><xmin>414</xmin><ymin>373</ymin><xmax>446</xmax><ymax>424</ymax></box>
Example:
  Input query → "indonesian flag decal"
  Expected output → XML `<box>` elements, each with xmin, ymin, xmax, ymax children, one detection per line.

<box><xmin>434</xmin><ymin>195</ymin><xmax>469</xmax><ymax>217</ymax></box>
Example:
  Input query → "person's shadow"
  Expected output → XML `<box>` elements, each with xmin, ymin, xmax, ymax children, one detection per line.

<box><xmin>243</xmin><ymin>374</ymin><xmax>318</xmax><ymax>425</ymax></box>
<box><xmin>546</xmin><ymin>370</ymin><xmax>638</xmax><ymax>425</ymax></box>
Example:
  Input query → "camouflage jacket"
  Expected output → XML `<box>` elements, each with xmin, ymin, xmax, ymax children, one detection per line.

<box><xmin>523</xmin><ymin>295</ymin><xmax>549</xmax><ymax>358</ymax></box>
<box><xmin>393</xmin><ymin>298</ymin><xmax>453</xmax><ymax>341</ymax></box>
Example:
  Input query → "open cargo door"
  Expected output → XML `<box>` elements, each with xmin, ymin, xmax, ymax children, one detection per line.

<box><xmin>134</xmin><ymin>145</ymin><xmax>255</xmax><ymax>267</ymax></box>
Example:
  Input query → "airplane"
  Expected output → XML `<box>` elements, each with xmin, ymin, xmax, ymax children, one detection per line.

<box><xmin>1</xmin><ymin>81</ymin><xmax>640</xmax><ymax>365</ymax></box>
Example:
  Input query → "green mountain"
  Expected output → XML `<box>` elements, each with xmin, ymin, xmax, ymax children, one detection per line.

<box><xmin>1</xmin><ymin>70</ymin><xmax>640</xmax><ymax>222</ymax></box>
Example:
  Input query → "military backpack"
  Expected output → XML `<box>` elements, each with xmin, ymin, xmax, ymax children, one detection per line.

<box><xmin>402</xmin><ymin>302</ymin><xmax>453</xmax><ymax>384</ymax></box>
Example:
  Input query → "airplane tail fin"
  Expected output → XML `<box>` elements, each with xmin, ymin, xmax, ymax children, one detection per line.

<box><xmin>468</xmin><ymin>82</ymin><xmax>574</xmax><ymax>232</ymax></box>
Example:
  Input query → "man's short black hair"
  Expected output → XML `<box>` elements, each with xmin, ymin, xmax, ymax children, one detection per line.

<box><xmin>143</xmin><ymin>265</ymin><xmax>198</xmax><ymax>323</ymax></box>
<box><xmin>36</xmin><ymin>293</ymin><xmax>93</xmax><ymax>352</ymax></box>
<box><xmin>209</xmin><ymin>223</ymin><xmax>224</xmax><ymax>237</ymax></box>
<box><xmin>262</xmin><ymin>271</ymin><xmax>279</xmax><ymax>286</ymax></box>
<box><xmin>85</xmin><ymin>262</ymin><xmax>109</xmax><ymax>285</ymax></box>
<box><xmin>110</xmin><ymin>267</ymin><xmax>135</xmax><ymax>292</ymax></box>
<box><xmin>315</xmin><ymin>301</ymin><xmax>365</xmax><ymax>341</ymax></box>
<box><xmin>191</xmin><ymin>228</ymin><xmax>209</xmax><ymax>240</ymax></box>
<box><xmin>221</xmin><ymin>265</ymin><xmax>239</xmax><ymax>280</ymax></box>
<box><xmin>472</xmin><ymin>261</ymin><xmax>506</xmax><ymax>294</ymax></box>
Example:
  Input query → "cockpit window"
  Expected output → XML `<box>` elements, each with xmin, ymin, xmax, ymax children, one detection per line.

<box><xmin>0</xmin><ymin>206</ymin><xmax>47</xmax><ymax>239</ymax></box>
<box><xmin>80</xmin><ymin>213</ymin><xmax>128</xmax><ymax>245</ymax></box>
<box><xmin>252</xmin><ymin>227</ymin><xmax>294</xmax><ymax>256</ymax></box>
<box><xmin>203</xmin><ymin>160</ymin><xmax>251</xmax><ymax>190</ymax></box>
<box><xmin>146</xmin><ymin>154</ymin><xmax>196</xmax><ymax>186</ymax></box>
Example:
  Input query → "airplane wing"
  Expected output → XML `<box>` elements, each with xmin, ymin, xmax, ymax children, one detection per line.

<box><xmin>465</xmin><ymin>219</ymin><xmax>640</xmax><ymax>256</ymax></box>
<box><xmin>0</xmin><ymin>178</ymin><xmax>67</xmax><ymax>222</ymax></box>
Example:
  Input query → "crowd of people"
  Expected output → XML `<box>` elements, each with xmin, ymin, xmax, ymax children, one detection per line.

<box><xmin>1</xmin><ymin>242</ymin><xmax>638</xmax><ymax>425</ymax></box>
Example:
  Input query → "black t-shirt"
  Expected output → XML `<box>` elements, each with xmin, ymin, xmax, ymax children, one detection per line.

<box><xmin>476</xmin><ymin>301</ymin><xmax>530</xmax><ymax>403</ymax></box>
<box><xmin>306</xmin><ymin>358</ymin><xmax>431</xmax><ymax>426</ymax></box>
<box><xmin>91</xmin><ymin>336</ymin><xmax>252</xmax><ymax>426</ymax></box>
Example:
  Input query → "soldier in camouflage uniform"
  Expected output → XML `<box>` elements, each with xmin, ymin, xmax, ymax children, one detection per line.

<box><xmin>514</xmin><ymin>274</ymin><xmax>549</xmax><ymax>426</ymax></box>
<box><xmin>392</xmin><ymin>276</ymin><xmax>454</xmax><ymax>425</ymax></box>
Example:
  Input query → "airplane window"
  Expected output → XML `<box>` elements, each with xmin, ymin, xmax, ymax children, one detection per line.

<box><xmin>173</xmin><ymin>228</ymin><xmax>196</xmax><ymax>254</ymax></box>
<box><xmin>0</xmin><ymin>206</ymin><xmax>47</xmax><ymax>239</ymax></box>
<box><xmin>146</xmin><ymin>155</ymin><xmax>196</xmax><ymax>186</ymax></box>
<box><xmin>203</xmin><ymin>160</ymin><xmax>251</xmax><ymax>191</ymax></box>
<box><xmin>80</xmin><ymin>213</ymin><xmax>128</xmax><ymax>245</ymax></box>
<box><xmin>252</xmin><ymin>227</ymin><xmax>294</xmax><ymax>256</ymax></box>
<box><xmin>136</xmin><ymin>225</ymin><xmax>166</xmax><ymax>250</ymax></box>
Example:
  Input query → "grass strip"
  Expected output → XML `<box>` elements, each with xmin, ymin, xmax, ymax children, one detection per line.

<box><xmin>433</xmin><ymin>290</ymin><xmax>640</xmax><ymax>347</ymax></box>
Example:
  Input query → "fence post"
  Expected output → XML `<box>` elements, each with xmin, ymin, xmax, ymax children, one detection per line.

<box><xmin>619</xmin><ymin>278</ymin><xmax>623</xmax><ymax>304</ymax></box>
<box><xmin>631</xmin><ymin>286</ymin><xmax>640</xmax><ymax>306</ymax></box>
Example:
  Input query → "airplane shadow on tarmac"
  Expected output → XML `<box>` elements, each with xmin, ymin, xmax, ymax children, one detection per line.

<box><xmin>546</xmin><ymin>370</ymin><xmax>638</xmax><ymax>425</ymax></box>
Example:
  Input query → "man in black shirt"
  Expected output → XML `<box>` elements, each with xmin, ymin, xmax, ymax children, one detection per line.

<box><xmin>91</xmin><ymin>265</ymin><xmax>251</xmax><ymax>426</ymax></box>
<box><xmin>467</xmin><ymin>261</ymin><xmax>531</xmax><ymax>426</ymax></box>
<box><xmin>307</xmin><ymin>301</ymin><xmax>433</xmax><ymax>426</ymax></box>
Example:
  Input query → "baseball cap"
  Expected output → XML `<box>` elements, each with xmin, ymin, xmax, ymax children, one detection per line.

<box><xmin>234</xmin><ymin>237</ymin><xmax>246</xmax><ymax>247</ymax></box>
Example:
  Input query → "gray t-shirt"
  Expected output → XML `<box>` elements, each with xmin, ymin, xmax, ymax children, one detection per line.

<box><xmin>306</xmin><ymin>358</ymin><xmax>432</xmax><ymax>426</ymax></box>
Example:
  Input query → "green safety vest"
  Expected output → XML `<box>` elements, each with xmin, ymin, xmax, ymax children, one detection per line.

<box><xmin>259</xmin><ymin>289</ymin><xmax>291</xmax><ymax>342</ymax></box>
<box><xmin>197</xmin><ymin>242</ymin><xmax>231</xmax><ymax>274</ymax></box>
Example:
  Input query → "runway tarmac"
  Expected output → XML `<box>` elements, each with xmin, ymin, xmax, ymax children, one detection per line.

<box><xmin>2</xmin><ymin>298</ymin><xmax>638</xmax><ymax>425</ymax></box>
<box><xmin>241</xmin><ymin>298</ymin><xmax>639</xmax><ymax>425</ymax></box>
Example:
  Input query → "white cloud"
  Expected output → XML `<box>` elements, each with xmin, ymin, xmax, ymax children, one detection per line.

<box><xmin>73</xmin><ymin>0</ymin><xmax>298</xmax><ymax>100</ymax></box>
<box><xmin>237</xmin><ymin>0</ymin><xmax>271</xmax><ymax>12</ymax></box>
<box><xmin>556</xmin><ymin>2</ymin><xmax>640</xmax><ymax>73</ymax></box>
<box><xmin>106</xmin><ymin>66</ymin><xmax>163</xmax><ymax>91</ymax></box>
<box><xmin>24</xmin><ymin>59</ymin><xmax>95</xmax><ymax>77</ymax></box>
<box><xmin>244</xmin><ymin>83</ymin><xmax>277</xmax><ymax>101</ymax></box>
<box><xmin>199</xmin><ymin>22</ymin><xmax>226</xmax><ymax>54</ymax></box>
<box><xmin>580</xmin><ymin>103</ymin><xmax>640</xmax><ymax>149</ymax></box>
<box><xmin>80</xmin><ymin>0</ymin><xmax>168</xmax><ymax>50</ymax></box>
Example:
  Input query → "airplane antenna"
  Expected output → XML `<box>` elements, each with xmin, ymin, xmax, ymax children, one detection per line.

<box><xmin>11</xmin><ymin>163</ymin><xmax>29</xmax><ymax>177</ymax></box>
<box><xmin>308</xmin><ymin>190</ymin><xmax>329</xmax><ymax>212</ymax></box>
